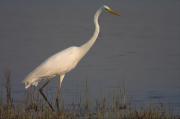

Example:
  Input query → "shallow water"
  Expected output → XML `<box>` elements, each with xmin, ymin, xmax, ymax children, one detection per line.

<box><xmin>0</xmin><ymin>0</ymin><xmax>180</xmax><ymax>114</ymax></box>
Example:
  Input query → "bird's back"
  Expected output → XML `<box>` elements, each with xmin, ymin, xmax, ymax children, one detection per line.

<box><xmin>23</xmin><ymin>46</ymin><xmax>81</xmax><ymax>89</ymax></box>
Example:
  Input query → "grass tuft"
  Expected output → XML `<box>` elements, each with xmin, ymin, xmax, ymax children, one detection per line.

<box><xmin>0</xmin><ymin>70</ymin><xmax>178</xmax><ymax>119</ymax></box>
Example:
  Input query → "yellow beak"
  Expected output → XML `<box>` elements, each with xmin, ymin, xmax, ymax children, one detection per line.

<box><xmin>107</xmin><ymin>8</ymin><xmax>120</xmax><ymax>16</ymax></box>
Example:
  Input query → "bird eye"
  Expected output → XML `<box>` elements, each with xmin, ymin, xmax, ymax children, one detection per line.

<box><xmin>104</xmin><ymin>7</ymin><xmax>110</xmax><ymax>12</ymax></box>
<box><xmin>103</xmin><ymin>5</ymin><xmax>110</xmax><ymax>11</ymax></box>
<box><xmin>104</xmin><ymin>7</ymin><xmax>108</xmax><ymax>10</ymax></box>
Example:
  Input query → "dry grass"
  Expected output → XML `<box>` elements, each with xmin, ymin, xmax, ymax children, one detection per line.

<box><xmin>0</xmin><ymin>70</ymin><xmax>178</xmax><ymax>119</ymax></box>
<box><xmin>0</xmin><ymin>100</ymin><xmax>176</xmax><ymax>119</ymax></box>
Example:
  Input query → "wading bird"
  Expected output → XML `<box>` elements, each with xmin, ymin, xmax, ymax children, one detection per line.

<box><xmin>23</xmin><ymin>5</ymin><xmax>119</xmax><ymax>111</ymax></box>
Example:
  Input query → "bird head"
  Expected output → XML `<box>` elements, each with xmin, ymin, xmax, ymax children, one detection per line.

<box><xmin>103</xmin><ymin>5</ymin><xmax>120</xmax><ymax>16</ymax></box>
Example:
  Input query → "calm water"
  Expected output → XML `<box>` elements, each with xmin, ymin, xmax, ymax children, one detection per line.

<box><xmin>0</xmin><ymin>0</ymin><xmax>180</xmax><ymax>114</ymax></box>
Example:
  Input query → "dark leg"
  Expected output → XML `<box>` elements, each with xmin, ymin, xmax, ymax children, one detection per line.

<box><xmin>55</xmin><ymin>79</ymin><xmax>60</xmax><ymax>112</ymax></box>
<box><xmin>55</xmin><ymin>75</ymin><xmax>65</xmax><ymax>112</ymax></box>
<box><xmin>39</xmin><ymin>80</ymin><xmax>54</xmax><ymax>111</ymax></box>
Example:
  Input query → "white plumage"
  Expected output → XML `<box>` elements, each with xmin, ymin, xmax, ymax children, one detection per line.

<box><xmin>22</xmin><ymin>5</ymin><xmax>119</xmax><ymax>111</ymax></box>
<box><xmin>23</xmin><ymin>46</ymin><xmax>81</xmax><ymax>88</ymax></box>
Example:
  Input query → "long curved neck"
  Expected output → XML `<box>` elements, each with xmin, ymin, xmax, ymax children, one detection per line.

<box><xmin>79</xmin><ymin>8</ymin><xmax>102</xmax><ymax>58</ymax></box>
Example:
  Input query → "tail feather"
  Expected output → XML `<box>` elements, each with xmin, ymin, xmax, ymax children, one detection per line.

<box><xmin>22</xmin><ymin>77</ymin><xmax>39</xmax><ymax>89</ymax></box>
<box><xmin>25</xmin><ymin>83</ymin><xmax>31</xmax><ymax>89</ymax></box>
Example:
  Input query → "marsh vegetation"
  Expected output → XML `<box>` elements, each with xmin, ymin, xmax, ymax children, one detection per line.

<box><xmin>0</xmin><ymin>70</ymin><xmax>177</xmax><ymax>119</ymax></box>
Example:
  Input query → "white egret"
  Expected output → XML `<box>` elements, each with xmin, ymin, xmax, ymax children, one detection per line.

<box><xmin>23</xmin><ymin>5</ymin><xmax>119</xmax><ymax>111</ymax></box>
